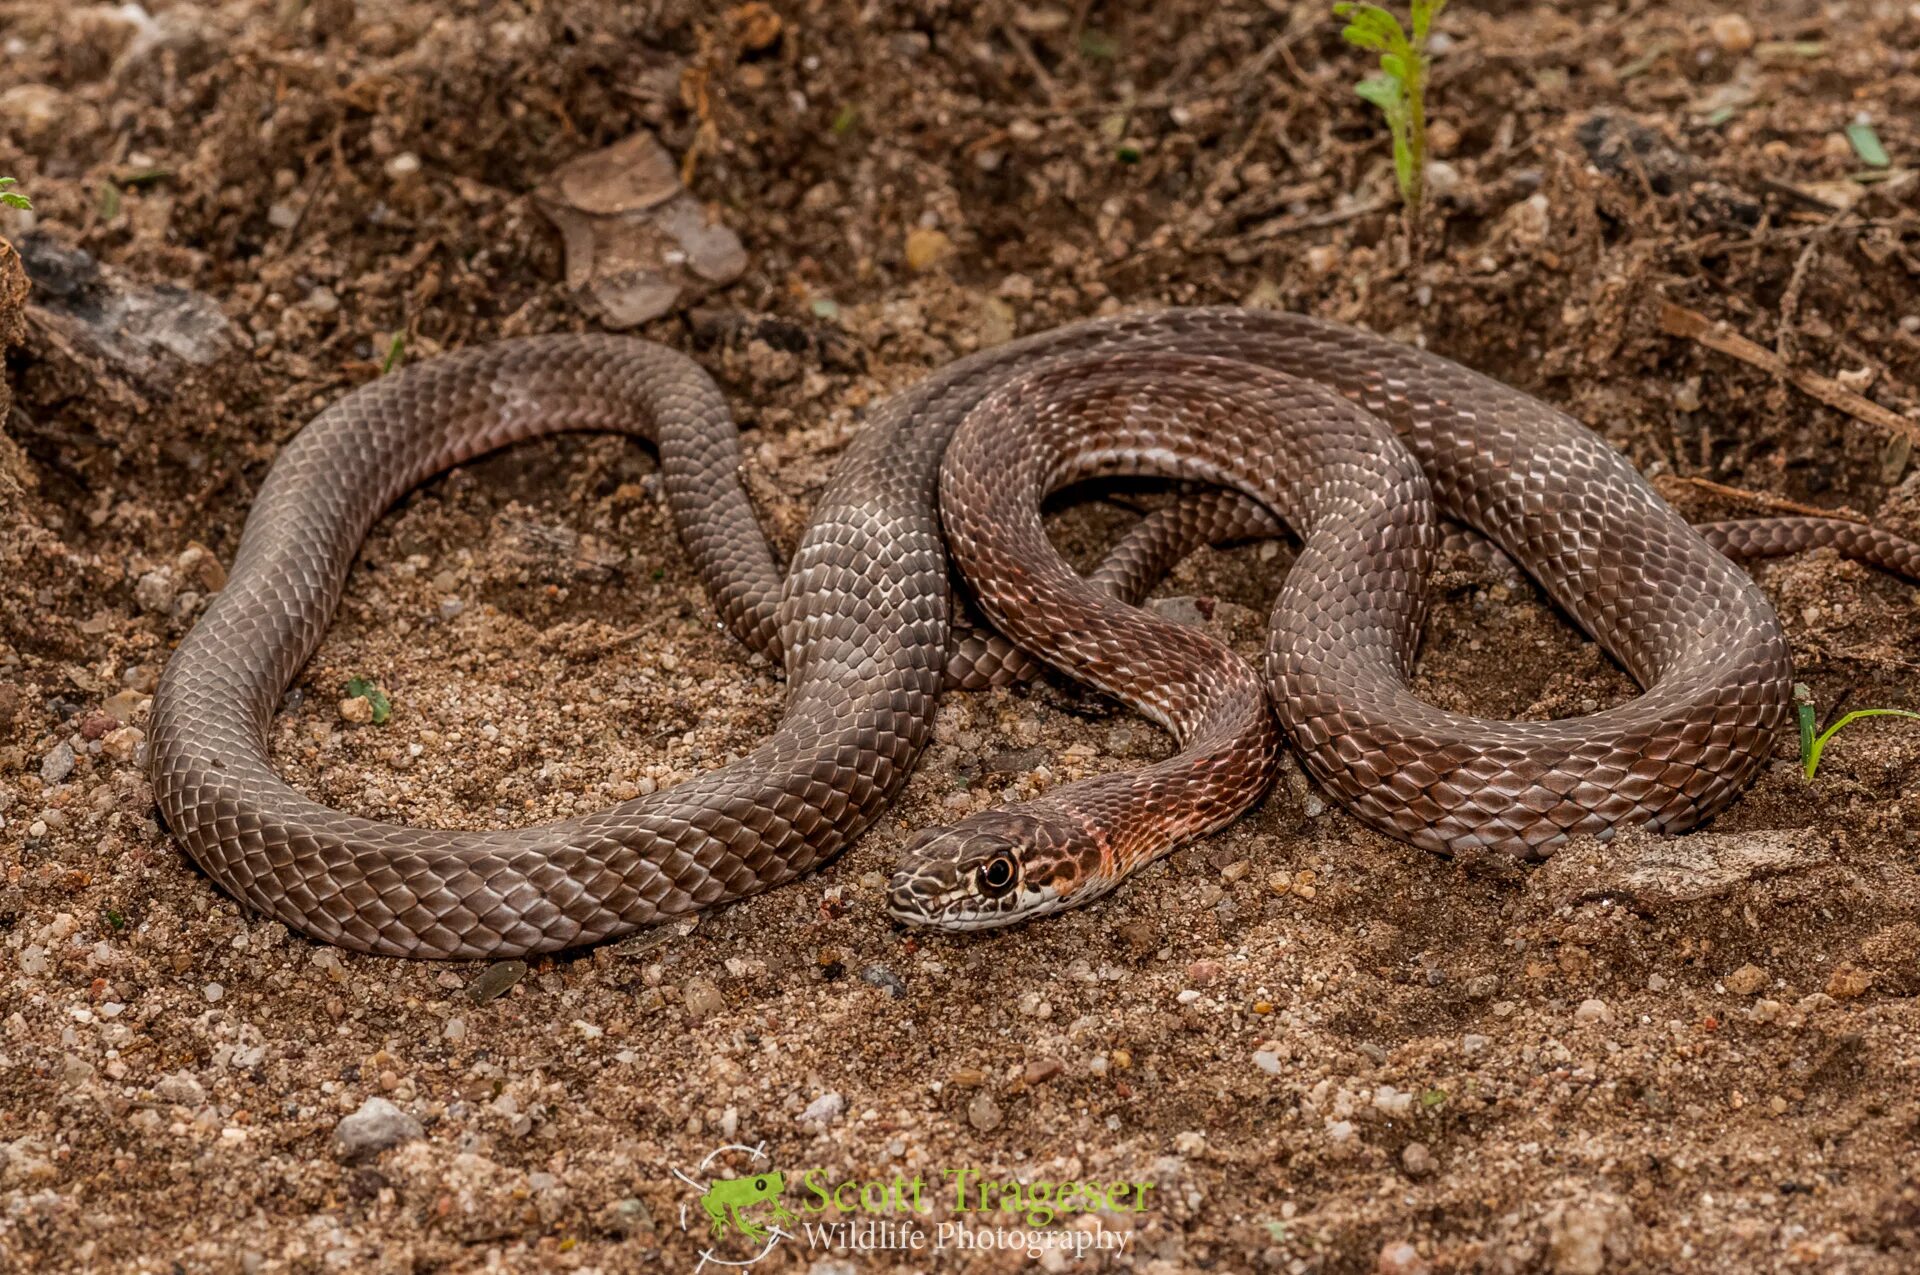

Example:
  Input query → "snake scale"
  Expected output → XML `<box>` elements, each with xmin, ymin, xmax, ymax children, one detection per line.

<box><xmin>149</xmin><ymin>309</ymin><xmax>1920</xmax><ymax>953</ymax></box>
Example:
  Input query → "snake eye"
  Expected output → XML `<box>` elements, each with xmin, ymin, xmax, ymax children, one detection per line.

<box><xmin>978</xmin><ymin>850</ymin><xmax>1018</xmax><ymax>897</ymax></box>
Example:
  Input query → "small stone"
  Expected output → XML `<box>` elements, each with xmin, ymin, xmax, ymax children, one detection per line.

<box><xmin>1022</xmin><ymin>1058</ymin><xmax>1063</xmax><ymax>1086</ymax></box>
<box><xmin>39</xmin><ymin>741</ymin><xmax>75</xmax><ymax>785</ymax></box>
<box><xmin>134</xmin><ymin>569</ymin><xmax>177</xmax><ymax>614</ymax></box>
<box><xmin>1401</xmin><ymin>1142</ymin><xmax>1435</xmax><ymax>1177</ymax></box>
<box><xmin>384</xmin><ymin>152</ymin><xmax>421</xmax><ymax>180</ymax></box>
<box><xmin>1752</xmin><ymin>998</ymin><xmax>1785</xmax><ymax>1023</ymax></box>
<box><xmin>1545</xmin><ymin>1198</ymin><xmax>1633</xmax><ymax>1275</ymax></box>
<box><xmin>175</xmin><ymin>544</ymin><xmax>227</xmax><ymax>592</ymax></box>
<box><xmin>1646</xmin><ymin>973</ymin><xmax>1670</xmax><ymax>992</ymax></box>
<box><xmin>1462</xmin><ymin>1034</ymin><xmax>1491</xmax><ymax>1057</ymax></box>
<box><xmin>905</xmin><ymin>226</ymin><xmax>953</xmax><ymax>272</ymax></box>
<box><xmin>1574</xmin><ymin>998</ymin><xmax>1611</xmax><ymax>1024</ymax></box>
<box><xmin>860</xmin><ymin>965</ymin><xmax>907</xmax><ymax>999</ymax></box>
<box><xmin>1709</xmin><ymin>13</ymin><xmax>1755</xmax><ymax>54</ymax></box>
<box><xmin>1252</xmin><ymin>1048</ymin><xmax>1282</xmax><ymax>1075</ymax></box>
<box><xmin>331</xmin><ymin>1096</ymin><xmax>424</xmax><ymax>1161</ymax></box>
<box><xmin>102</xmin><ymin>727</ymin><xmax>144</xmax><ymax>763</ymax></box>
<box><xmin>203</xmin><ymin>982</ymin><xmax>224</xmax><ymax>1002</ymax></box>
<box><xmin>801</xmin><ymin>1091</ymin><xmax>844</xmax><ymax>1124</ymax></box>
<box><xmin>155</xmin><ymin>1071</ymin><xmax>206</xmax><ymax>1107</ymax></box>
<box><xmin>1464</xmin><ymin>974</ymin><xmax>1499</xmax><ymax>1000</ymax></box>
<box><xmin>601</xmin><ymin>1197</ymin><xmax>655</xmax><ymax>1237</ymax></box>
<box><xmin>1377</xmin><ymin>1240</ymin><xmax>1430</xmax><ymax>1275</ymax></box>
<box><xmin>79</xmin><ymin>712</ymin><xmax>118</xmax><ymax>741</ymax></box>
<box><xmin>683</xmin><ymin>979</ymin><xmax>726</xmax><ymax>1020</ymax></box>
<box><xmin>104</xmin><ymin>688</ymin><xmax>147</xmax><ymax>722</ymax></box>
<box><xmin>1723</xmin><ymin>964</ymin><xmax>1767</xmax><ymax>996</ymax></box>
<box><xmin>967</xmin><ymin>1092</ymin><xmax>1003</xmax><ymax>1131</ymax></box>
<box><xmin>1186</xmin><ymin>959</ymin><xmax>1224</xmax><ymax>986</ymax></box>
<box><xmin>1826</xmin><ymin>963</ymin><xmax>1873</xmax><ymax>999</ymax></box>
<box><xmin>338</xmin><ymin>695</ymin><xmax>375</xmax><ymax>724</ymax></box>
<box><xmin>443</xmin><ymin>1017</ymin><xmax>467</xmax><ymax>1041</ymax></box>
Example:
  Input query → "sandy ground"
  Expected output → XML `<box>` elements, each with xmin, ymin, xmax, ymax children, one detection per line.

<box><xmin>3</xmin><ymin>1</ymin><xmax>1920</xmax><ymax>1271</ymax></box>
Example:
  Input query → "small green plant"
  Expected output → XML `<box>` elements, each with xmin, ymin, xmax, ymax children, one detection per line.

<box><xmin>345</xmin><ymin>677</ymin><xmax>393</xmax><ymax>725</ymax></box>
<box><xmin>380</xmin><ymin>332</ymin><xmax>406</xmax><ymax>375</ymax></box>
<box><xmin>0</xmin><ymin>177</ymin><xmax>31</xmax><ymax>211</ymax></box>
<box><xmin>1796</xmin><ymin>683</ymin><xmax>1920</xmax><ymax>780</ymax></box>
<box><xmin>1334</xmin><ymin>0</ymin><xmax>1447</xmax><ymax>218</ymax></box>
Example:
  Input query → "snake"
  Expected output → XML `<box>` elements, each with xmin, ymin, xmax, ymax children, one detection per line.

<box><xmin>148</xmin><ymin>310</ymin><xmax>1920</xmax><ymax>955</ymax></box>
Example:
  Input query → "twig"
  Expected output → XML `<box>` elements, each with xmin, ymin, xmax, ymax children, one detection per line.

<box><xmin>1774</xmin><ymin>227</ymin><xmax>1829</xmax><ymax>361</ymax></box>
<box><xmin>1657</xmin><ymin>301</ymin><xmax>1920</xmax><ymax>447</ymax></box>
<box><xmin>1656</xmin><ymin>475</ymin><xmax>1869</xmax><ymax>524</ymax></box>
<box><xmin>1232</xmin><ymin>196</ymin><xmax>1393</xmax><ymax>245</ymax></box>
<box><xmin>999</xmin><ymin>23</ymin><xmax>1061</xmax><ymax>106</ymax></box>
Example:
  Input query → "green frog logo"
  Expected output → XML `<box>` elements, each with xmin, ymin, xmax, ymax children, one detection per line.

<box><xmin>675</xmin><ymin>1142</ymin><xmax>797</xmax><ymax>1271</ymax></box>
<box><xmin>700</xmin><ymin>1169</ymin><xmax>798</xmax><ymax>1241</ymax></box>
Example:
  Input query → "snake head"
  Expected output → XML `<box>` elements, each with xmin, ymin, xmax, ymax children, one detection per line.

<box><xmin>887</xmin><ymin>808</ymin><xmax>1094</xmax><ymax>931</ymax></box>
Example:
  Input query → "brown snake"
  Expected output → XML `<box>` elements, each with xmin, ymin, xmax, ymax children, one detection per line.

<box><xmin>150</xmin><ymin>309</ymin><xmax>1920</xmax><ymax>954</ymax></box>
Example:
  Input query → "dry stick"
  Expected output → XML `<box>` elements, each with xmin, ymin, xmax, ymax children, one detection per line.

<box><xmin>1657</xmin><ymin>301</ymin><xmax>1920</xmax><ymax>448</ymax></box>
<box><xmin>1656</xmin><ymin>475</ymin><xmax>1870</xmax><ymax>524</ymax></box>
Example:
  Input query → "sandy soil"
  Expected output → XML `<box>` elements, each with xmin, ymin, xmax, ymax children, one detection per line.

<box><xmin>3</xmin><ymin>1</ymin><xmax>1920</xmax><ymax>1271</ymax></box>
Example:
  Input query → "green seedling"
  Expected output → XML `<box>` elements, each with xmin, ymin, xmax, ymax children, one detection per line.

<box><xmin>345</xmin><ymin>677</ymin><xmax>392</xmax><ymax>725</ymax></box>
<box><xmin>1334</xmin><ymin>0</ymin><xmax>1448</xmax><ymax>218</ymax></box>
<box><xmin>1795</xmin><ymin>683</ymin><xmax>1920</xmax><ymax>779</ymax></box>
<box><xmin>381</xmin><ymin>332</ymin><xmax>406</xmax><ymax>374</ymax></box>
<box><xmin>0</xmin><ymin>177</ymin><xmax>31</xmax><ymax>211</ymax></box>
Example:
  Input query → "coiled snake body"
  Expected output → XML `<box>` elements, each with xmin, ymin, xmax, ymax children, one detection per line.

<box><xmin>150</xmin><ymin>309</ymin><xmax>1919</xmax><ymax>953</ymax></box>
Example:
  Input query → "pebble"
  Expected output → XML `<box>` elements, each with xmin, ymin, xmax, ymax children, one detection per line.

<box><xmin>1252</xmin><ymin>1048</ymin><xmax>1282</xmax><ymax>1075</ymax></box>
<box><xmin>601</xmin><ymin>1197</ymin><xmax>654</xmax><ymax>1236</ymax></box>
<box><xmin>905</xmin><ymin>226</ymin><xmax>953</xmax><ymax>272</ymax></box>
<box><xmin>1709</xmin><ymin>13</ymin><xmax>1755</xmax><ymax>53</ymax></box>
<box><xmin>203</xmin><ymin>982</ymin><xmax>225</xmax><ymax>1002</ymax></box>
<box><xmin>1401</xmin><ymin>1142</ymin><xmax>1435</xmax><ymax>1177</ymax></box>
<box><xmin>1022</xmin><ymin>1058</ymin><xmax>1063</xmax><ymax>1086</ymax></box>
<box><xmin>1462</xmin><ymin>1034</ymin><xmax>1491</xmax><ymax>1057</ymax></box>
<box><xmin>444</xmin><ymin>1017</ymin><xmax>467</xmax><ymax>1041</ymax></box>
<box><xmin>1826</xmin><ymin>963</ymin><xmax>1873</xmax><ymax>999</ymax></box>
<box><xmin>338</xmin><ymin>695</ymin><xmax>374</xmax><ymax>725</ymax></box>
<box><xmin>1377</xmin><ymin>1240</ymin><xmax>1430</xmax><ymax>1275</ymax></box>
<box><xmin>1464</xmin><ymin>974</ymin><xmax>1499</xmax><ymax>1000</ymax></box>
<box><xmin>155</xmin><ymin>1071</ymin><xmax>206</xmax><ymax>1107</ymax></box>
<box><xmin>40</xmin><ymin>741</ymin><xmax>75</xmax><ymax>785</ymax></box>
<box><xmin>1574</xmin><ymin>998</ymin><xmax>1610</xmax><ymax>1025</ymax></box>
<box><xmin>134</xmin><ymin>569</ymin><xmax>177</xmax><ymax>614</ymax></box>
<box><xmin>1723</xmin><ymin>964</ymin><xmax>1767</xmax><ymax>996</ymax></box>
<box><xmin>1185</xmin><ymin>959</ymin><xmax>1224</xmax><ymax>985</ymax></box>
<box><xmin>102</xmin><ymin>726</ymin><xmax>144</xmax><ymax>763</ymax></box>
<box><xmin>104</xmin><ymin>688</ymin><xmax>147</xmax><ymax>722</ymax></box>
<box><xmin>683</xmin><ymin>979</ymin><xmax>726</xmax><ymax>1020</ymax></box>
<box><xmin>861</xmin><ymin>965</ymin><xmax>907</xmax><ymax>998</ymax></box>
<box><xmin>331</xmin><ymin>1096</ymin><xmax>424</xmax><ymax>1161</ymax></box>
<box><xmin>801</xmin><ymin>1091</ymin><xmax>845</xmax><ymax>1124</ymax></box>
<box><xmin>1647</xmin><ymin>972</ymin><xmax>1670</xmax><ymax>992</ymax></box>
<box><xmin>967</xmin><ymin>1092</ymin><xmax>1003</xmax><ymax>1132</ymax></box>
